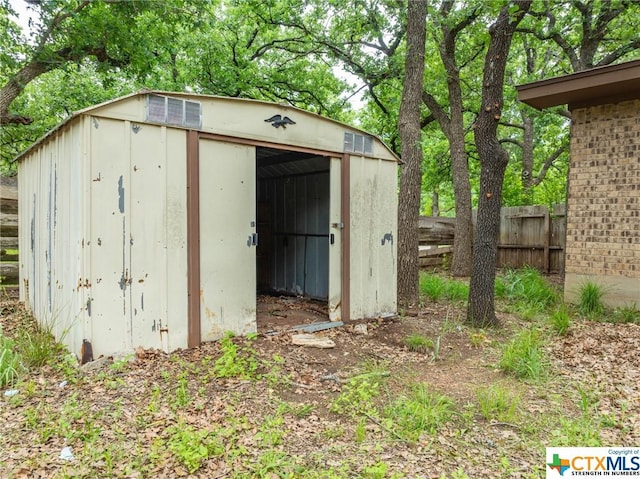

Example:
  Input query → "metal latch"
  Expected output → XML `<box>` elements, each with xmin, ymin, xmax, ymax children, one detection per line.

<box><xmin>331</xmin><ymin>222</ymin><xmax>344</xmax><ymax>229</ymax></box>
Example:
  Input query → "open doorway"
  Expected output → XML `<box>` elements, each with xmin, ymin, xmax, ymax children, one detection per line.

<box><xmin>255</xmin><ymin>146</ymin><xmax>333</xmax><ymax>331</ymax></box>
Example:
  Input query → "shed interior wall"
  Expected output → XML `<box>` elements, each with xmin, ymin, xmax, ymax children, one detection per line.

<box><xmin>257</xmin><ymin>150</ymin><xmax>330</xmax><ymax>299</ymax></box>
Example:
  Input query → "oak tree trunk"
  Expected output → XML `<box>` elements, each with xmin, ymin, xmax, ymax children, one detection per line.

<box><xmin>467</xmin><ymin>1</ymin><xmax>532</xmax><ymax>327</ymax></box>
<box><xmin>397</xmin><ymin>0</ymin><xmax>427</xmax><ymax>306</ymax></box>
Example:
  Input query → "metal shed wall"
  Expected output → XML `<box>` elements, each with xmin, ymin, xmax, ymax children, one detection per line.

<box><xmin>18</xmin><ymin>92</ymin><xmax>398</xmax><ymax>358</ymax></box>
<box><xmin>19</xmin><ymin>115</ymin><xmax>189</xmax><ymax>359</ymax></box>
<box><xmin>18</xmin><ymin>119</ymin><xmax>89</xmax><ymax>356</ymax></box>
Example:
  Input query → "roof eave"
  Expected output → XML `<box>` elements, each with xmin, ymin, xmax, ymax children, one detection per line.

<box><xmin>516</xmin><ymin>59</ymin><xmax>640</xmax><ymax>110</ymax></box>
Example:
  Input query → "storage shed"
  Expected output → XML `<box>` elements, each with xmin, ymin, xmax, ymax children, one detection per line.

<box><xmin>517</xmin><ymin>60</ymin><xmax>640</xmax><ymax>307</ymax></box>
<box><xmin>17</xmin><ymin>91</ymin><xmax>398</xmax><ymax>359</ymax></box>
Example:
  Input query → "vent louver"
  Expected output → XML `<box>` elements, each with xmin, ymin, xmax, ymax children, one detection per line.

<box><xmin>146</xmin><ymin>94</ymin><xmax>202</xmax><ymax>129</ymax></box>
<box><xmin>344</xmin><ymin>132</ymin><xmax>373</xmax><ymax>155</ymax></box>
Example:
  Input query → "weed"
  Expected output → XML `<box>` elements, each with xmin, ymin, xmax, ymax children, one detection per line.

<box><xmin>575</xmin><ymin>384</ymin><xmax>599</xmax><ymax>415</ymax></box>
<box><xmin>167</xmin><ymin>420</ymin><xmax>224</xmax><ymax>473</ymax></box>
<box><xmin>173</xmin><ymin>375</ymin><xmax>191</xmax><ymax>409</ymax></box>
<box><xmin>322</xmin><ymin>424</ymin><xmax>345</xmax><ymax>439</ymax></box>
<box><xmin>469</xmin><ymin>331</ymin><xmax>487</xmax><ymax>348</ymax></box>
<box><xmin>14</xmin><ymin>323</ymin><xmax>60</xmax><ymax>369</ymax></box>
<box><xmin>612</xmin><ymin>304</ymin><xmax>640</xmax><ymax>324</ymax></box>
<box><xmin>498</xmin><ymin>267</ymin><xmax>559</xmax><ymax>313</ymax></box>
<box><xmin>549</xmin><ymin>415</ymin><xmax>601</xmax><ymax>446</ymax></box>
<box><xmin>578</xmin><ymin>281</ymin><xmax>606</xmax><ymax>317</ymax></box>
<box><xmin>439</xmin><ymin>469</ymin><xmax>470</xmax><ymax>479</ymax></box>
<box><xmin>0</xmin><ymin>329</ymin><xmax>21</xmax><ymax>387</ymax></box>
<box><xmin>330</xmin><ymin>374</ymin><xmax>382</xmax><ymax>417</ymax></box>
<box><xmin>419</xmin><ymin>273</ymin><xmax>468</xmax><ymax>302</ymax></box>
<box><xmin>405</xmin><ymin>333</ymin><xmax>433</xmax><ymax>353</ymax></box>
<box><xmin>252</xmin><ymin>450</ymin><xmax>290</xmax><ymax>478</ymax></box>
<box><xmin>277</xmin><ymin>401</ymin><xmax>314</xmax><ymax>418</ymax></box>
<box><xmin>363</xmin><ymin>461</ymin><xmax>388</xmax><ymax>479</ymax></box>
<box><xmin>354</xmin><ymin>418</ymin><xmax>367</xmax><ymax>442</ymax></box>
<box><xmin>256</xmin><ymin>415</ymin><xmax>285</xmax><ymax>448</ymax></box>
<box><xmin>476</xmin><ymin>384</ymin><xmax>520</xmax><ymax>422</ymax></box>
<box><xmin>386</xmin><ymin>383</ymin><xmax>455</xmax><ymax>440</ymax></box>
<box><xmin>212</xmin><ymin>332</ymin><xmax>260</xmax><ymax>379</ymax></box>
<box><xmin>499</xmin><ymin>329</ymin><xmax>548</xmax><ymax>381</ymax></box>
<box><xmin>549</xmin><ymin>305</ymin><xmax>570</xmax><ymax>335</ymax></box>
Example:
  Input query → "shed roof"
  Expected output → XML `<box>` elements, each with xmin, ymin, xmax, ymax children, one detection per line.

<box><xmin>516</xmin><ymin>59</ymin><xmax>640</xmax><ymax>110</ymax></box>
<box><xmin>15</xmin><ymin>90</ymin><xmax>399</xmax><ymax>162</ymax></box>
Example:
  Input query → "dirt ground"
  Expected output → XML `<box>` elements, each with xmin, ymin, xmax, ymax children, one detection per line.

<box><xmin>1</xmin><ymin>288</ymin><xmax>639</xmax><ymax>478</ymax></box>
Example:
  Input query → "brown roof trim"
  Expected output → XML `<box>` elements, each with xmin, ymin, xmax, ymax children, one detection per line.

<box><xmin>516</xmin><ymin>59</ymin><xmax>640</xmax><ymax>110</ymax></box>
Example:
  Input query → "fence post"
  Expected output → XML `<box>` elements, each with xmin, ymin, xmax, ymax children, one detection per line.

<box><xmin>544</xmin><ymin>207</ymin><xmax>550</xmax><ymax>273</ymax></box>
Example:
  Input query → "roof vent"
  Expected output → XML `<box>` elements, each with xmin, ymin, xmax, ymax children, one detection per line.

<box><xmin>147</xmin><ymin>94</ymin><xmax>201</xmax><ymax>129</ymax></box>
<box><xmin>344</xmin><ymin>132</ymin><xmax>373</xmax><ymax>155</ymax></box>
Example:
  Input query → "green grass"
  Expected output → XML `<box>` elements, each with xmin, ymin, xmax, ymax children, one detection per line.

<box><xmin>495</xmin><ymin>267</ymin><xmax>559</xmax><ymax>313</ymax></box>
<box><xmin>549</xmin><ymin>305</ymin><xmax>571</xmax><ymax>335</ymax></box>
<box><xmin>15</xmin><ymin>323</ymin><xmax>62</xmax><ymax>369</ymax></box>
<box><xmin>386</xmin><ymin>384</ymin><xmax>455</xmax><ymax>440</ymax></box>
<box><xmin>404</xmin><ymin>333</ymin><xmax>433</xmax><ymax>353</ymax></box>
<box><xmin>419</xmin><ymin>272</ymin><xmax>468</xmax><ymax>302</ymax></box>
<box><xmin>611</xmin><ymin>304</ymin><xmax>640</xmax><ymax>324</ymax></box>
<box><xmin>578</xmin><ymin>281</ymin><xmax>606</xmax><ymax>317</ymax></box>
<box><xmin>0</xmin><ymin>329</ymin><xmax>21</xmax><ymax>387</ymax></box>
<box><xmin>499</xmin><ymin>328</ymin><xmax>549</xmax><ymax>381</ymax></box>
<box><xmin>476</xmin><ymin>384</ymin><xmax>520</xmax><ymax>422</ymax></box>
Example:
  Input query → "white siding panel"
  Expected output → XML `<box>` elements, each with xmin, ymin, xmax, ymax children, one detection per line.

<box><xmin>129</xmin><ymin>123</ymin><xmax>168</xmax><ymax>351</ymax></box>
<box><xmin>349</xmin><ymin>156</ymin><xmax>397</xmax><ymax>319</ymax></box>
<box><xmin>165</xmin><ymin>128</ymin><xmax>188</xmax><ymax>352</ymax></box>
<box><xmin>89</xmin><ymin>117</ymin><xmax>131</xmax><ymax>356</ymax></box>
<box><xmin>328</xmin><ymin>157</ymin><xmax>342</xmax><ymax>320</ymax></box>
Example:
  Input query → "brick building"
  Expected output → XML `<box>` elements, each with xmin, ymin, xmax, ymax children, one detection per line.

<box><xmin>518</xmin><ymin>60</ymin><xmax>640</xmax><ymax>307</ymax></box>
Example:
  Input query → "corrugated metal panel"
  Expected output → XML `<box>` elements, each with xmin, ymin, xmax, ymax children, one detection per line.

<box><xmin>129</xmin><ymin>122</ymin><xmax>169</xmax><ymax>352</ymax></box>
<box><xmin>89</xmin><ymin>117</ymin><xmax>131</xmax><ymax>354</ymax></box>
<box><xmin>261</xmin><ymin>170</ymin><xmax>330</xmax><ymax>299</ymax></box>
<box><xmin>164</xmin><ymin>128</ymin><xmax>188</xmax><ymax>351</ymax></box>
<box><xmin>349</xmin><ymin>155</ymin><xmax>397</xmax><ymax>318</ymax></box>
<box><xmin>18</xmin><ymin>120</ymin><xmax>88</xmax><ymax>359</ymax></box>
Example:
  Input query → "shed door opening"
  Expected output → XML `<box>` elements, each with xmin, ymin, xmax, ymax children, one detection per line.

<box><xmin>256</xmin><ymin>147</ymin><xmax>342</xmax><ymax>321</ymax></box>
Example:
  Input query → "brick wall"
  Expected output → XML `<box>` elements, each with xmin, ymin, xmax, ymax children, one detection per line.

<box><xmin>565</xmin><ymin>100</ymin><xmax>640</xmax><ymax>297</ymax></box>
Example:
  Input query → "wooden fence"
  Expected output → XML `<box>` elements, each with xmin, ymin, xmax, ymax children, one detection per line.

<box><xmin>0</xmin><ymin>176</ymin><xmax>19</xmax><ymax>285</ymax></box>
<box><xmin>420</xmin><ymin>204</ymin><xmax>566</xmax><ymax>273</ymax></box>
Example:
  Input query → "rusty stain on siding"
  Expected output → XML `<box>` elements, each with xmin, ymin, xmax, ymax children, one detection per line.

<box><xmin>119</xmin><ymin>269</ymin><xmax>131</xmax><ymax>291</ymax></box>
